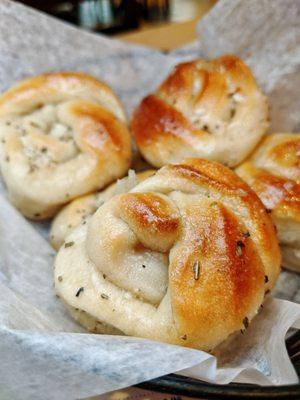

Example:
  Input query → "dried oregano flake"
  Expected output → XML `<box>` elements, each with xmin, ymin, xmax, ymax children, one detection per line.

<box><xmin>64</xmin><ymin>241</ymin><xmax>74</xmax><ymax>248</ymax></box>
<box><xmin>243</xmin><ymin>317</ymin><xmax>249</xmax><ymax>330</ymax></box>
<box><xmin>193</xmin><ymin>261</ymin><xmax>200</xmax><ymax>280</ymax></box>
<box><xmin>75</xmin><ymin>287</ymin><xmax>84</xmax><ymax>297</ymax></box>
<box><xmin>236</xmin><ymin>240</ymin><xmax>245</xmax><ymax>257</ymax></box>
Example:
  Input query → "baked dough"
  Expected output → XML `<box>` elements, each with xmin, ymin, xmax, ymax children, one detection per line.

<box><xmin>55</xmin><ymin>158</ymin><xmax>280</xmax><ymax>350</ymax></box>
<box><xmin>132</xmin><ymin>55</ymin><xmax>269</xmax><ymax>168</ymax></box>
<box><xmin>0</xmin><ymin>72</ymin><xmax>132</xmax><ymax>219</ymax></box>
<box><xmin>50</xmin><ymin>169</ymin><xmax>155</xmax><ymax>250</ymax></box>
<box><xmin>236</xmin><ymin>133</ymin><xmax>300</xmax><ymax>272</ymax></box>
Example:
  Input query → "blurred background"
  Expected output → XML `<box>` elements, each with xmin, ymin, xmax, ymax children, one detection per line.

<box><xmin>20</xmin><ymin>0</ymin><xmax>216</xmax><ymax>50</ymax></box>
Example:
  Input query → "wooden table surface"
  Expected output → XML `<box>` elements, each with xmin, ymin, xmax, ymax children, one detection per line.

<box><xmin>115</xmin><ymin>0</ymin><xmax>216</xmax><ymax>51</ymax></box>
<box><xmin>116</xmin><ymin>19</ymin><xmax>199</xmax><ymax>51</ymax></box>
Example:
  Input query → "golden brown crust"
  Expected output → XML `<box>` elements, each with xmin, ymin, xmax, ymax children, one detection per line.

<box><xmin>133</xmin><ymin>95</ymin><xmax>195</xmax><ymax>147</ymax></box>
<box><xmin>132</xmin><ymin>55</ymin><xmax>269</xmax><ymax>168</ymax></box>
<box><xmin>236</xmin><ymin>133</ymin><xmax>300</xmax><ymax>271</ymax></box>
<box><xmin>237</xmin><ymin>162</ymin><xmax>300</xmax><ymax>222</ymax></box>
<box><xmin>0</xmin><ymin>72</ymin><xmax>126</xmax><ymax>121</ymax></box>
<box><xmin>162</xmin><ymin>159</ymin><xmax>280</xmax><ymax>290</ymax></box>
<box><xmin>170</xmin><ymin>202</ymin><xmax>264</xmax><ymax>345</ymax></box>
<box><xmin>55</xmin><ymin>158</ymin><xmax>280</xmax><ymax>350</ymax></box>
<box><xmin>271</xmin><ymin>140</ymin><xmax>300</xmax><ymax>174</ymax></box>
<box><xmin>250</xmin><ymin>134</ymin><xmax>300</xmax><ymax>181</ymax></box>
<box><xmin>50</xmin><ymin>170</ymin><xmax>156</xmax><ymax>250</ymax></box>
<box><xmin>117</xmin><ymin>192</ymin><xmax>180</xmax><ymax>253</ymax></box>
<box><xmin>0</xmin><ymin>72</ymin><xmax>132</xmax><ymax>219</ymax></box>
<box><xmin>64</xmin><ymin>100</ymin><xmax>129</xmax><ymax>158</ymax></box>
<box><xmin>119</xmin><ymin>193</ymin><xmax>180</xmax><ymax>234</ymax></box>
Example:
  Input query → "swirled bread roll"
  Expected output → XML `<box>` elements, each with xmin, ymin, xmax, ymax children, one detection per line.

<box><xmin>50</xmin><ymin>169</ymin><xmax>156</xmax><ymax>250</ymax></box>
<box><xmin>236</xmin><ymin>133</ymin><xmax>300</xmax><ymax>272</ymax></box>
<box><xmin>132</xmin><ymin>55</ymin><xmax>269</xmax><ymax>168</ymax></box>
<box><xmin>55</xmin><ymin>159</ymin><xmax>280</xmax><ymax>350</ymax></box>
<box><xmin>0</xmin><ymin>72</ymin><xmax>132</xmax><ymax>219</ymax></box>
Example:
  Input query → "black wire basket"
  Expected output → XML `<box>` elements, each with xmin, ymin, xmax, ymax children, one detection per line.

<box><xmin>137</xmin><ymin>330</ymin><xmax>300</xmax><ymax>399</ymax></box>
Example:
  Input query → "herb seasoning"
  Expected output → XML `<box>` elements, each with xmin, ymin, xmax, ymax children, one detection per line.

<box><xmin>193</xmin><ymin>261</ymin><xmax>200</xmax><ymax>280</ymax></box>
<box><xmin>30</xmin><ymin>121</ymin><xmax>39</xmax><ymax>128</ymax></box>
<box><xmin>75</xmin><ymin>287</ymin><xmax>84</xmax><ymax>297</ymax></box>
<box><xmin>236</xmin><ymin>240</ymin><xmax>245</xmax><ymax>257</ymax></box>
<box><xmin>242</xmin><ymin>317</ymin><xmax>249</xmax><ymax>330</ymax></box>
<box><xmin>64</xmin><ymin>241</ymin><xmax>74</xmax><ymax>248</ymax></box>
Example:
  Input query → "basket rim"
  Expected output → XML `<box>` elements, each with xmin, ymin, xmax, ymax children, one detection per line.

<box><xmin>136</xmin><ymin>330</ymin><xmax>300</xmax><ymax>399</ymax></box>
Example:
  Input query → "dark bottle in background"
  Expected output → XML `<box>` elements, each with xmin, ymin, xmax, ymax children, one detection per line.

<box><xmin>20</xmin><ymin>0</ymin><xmax>171</xmax><ymax>34</ymax></box>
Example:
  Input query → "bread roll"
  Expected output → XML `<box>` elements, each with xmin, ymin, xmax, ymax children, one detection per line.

<box><xmin>236</xmin><ymin>133</ymin><xmax>300</xmax><ymax>272</ymax></box>
<box><xmin>50</xmin><ymin>169</ymin><xmax>155</xmax><ymax>250</ymax></box>
<box><xmin>54</xmin><ymin>158</ymin><xmax>280</xmax><ymax>350</ymax></box>
<box><xmin>132</xmin><ymin>55</ymin><xmax>269</xmax><ymax>168</ymax></box>
<box><xmin>0</xmin><ymin>72</ymin><xmax>132</xmax><ymax>219</ymax></box>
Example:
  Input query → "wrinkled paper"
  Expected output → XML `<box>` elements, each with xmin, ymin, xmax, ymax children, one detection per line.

<box><xmin>197</xmin><ymin>0</ymin><xmax>300</xmax><ymax>132</ymax></box>
<box><xmin>0</xmin><ymin>0</ymin><xmax>300</xmax><ymax>399</ymax></box>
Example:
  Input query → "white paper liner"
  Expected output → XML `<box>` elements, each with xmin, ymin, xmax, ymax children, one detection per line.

<box><xmin>197</xmin><ymin>0</ymin><xmax>300</xmax><ymax>133</ymax></box>
<box><xmin>0</xmin><ymin>1</ymin><xmax>300</xmax><ymax>398</ymax></box>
